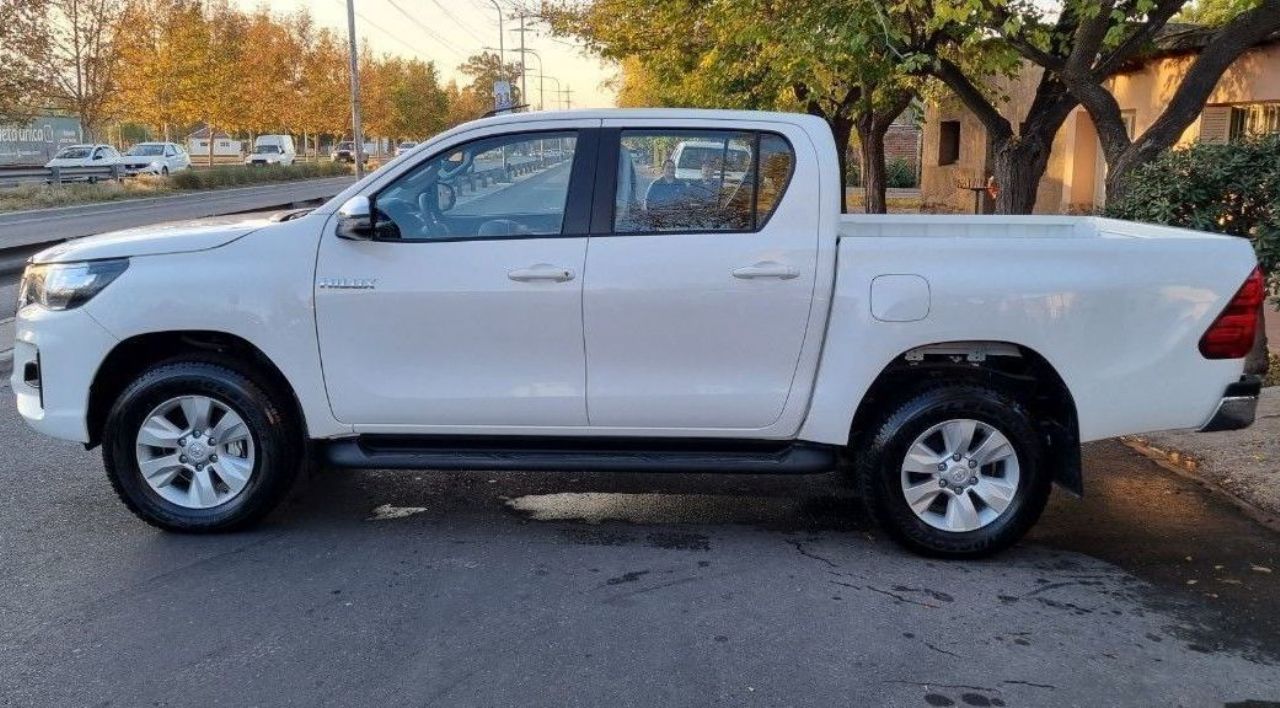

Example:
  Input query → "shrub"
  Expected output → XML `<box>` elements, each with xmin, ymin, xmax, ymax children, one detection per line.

<box><xmin>885</xmin><ymin>157</ymin><xmax>919</xmax><ymax>189</ymax></box>
<box><xmin>1106</xmin><ymin>134</ymin><xmax>1280</xmax><ymax>294</ymax></box>
<box><xmin>169</xmin><ymin>160</ymin><xmax>350</xmax><ymax>190</ymax></box>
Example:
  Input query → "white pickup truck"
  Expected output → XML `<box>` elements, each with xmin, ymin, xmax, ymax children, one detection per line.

<box><xmin>12</xmin><ymin>109</ymin><xmax>1264</xmax><ymax>557</ymax></box>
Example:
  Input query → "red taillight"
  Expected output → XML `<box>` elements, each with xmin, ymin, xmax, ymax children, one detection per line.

<box><xmin>1199</xmin><ymin>266</ymin><xmax>1265</xmax><ymax>359</ymax></box>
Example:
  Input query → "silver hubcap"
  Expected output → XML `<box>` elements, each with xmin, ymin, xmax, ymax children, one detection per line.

<box><xmin>899</xmin><ymin>418</ymin><xmax>1021</xmax><ymax>533</ymax></box>
<box><xmin>134</xmin><ymin>395</ymin><xmax>255</xmax><ymax>509</ymax></box>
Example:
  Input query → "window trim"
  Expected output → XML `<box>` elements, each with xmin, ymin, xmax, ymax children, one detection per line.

<box><xmin>591</xmin><ymin>127</ymin><xmax>797</xmax><ymax>238</ymax></box>
<box><xmin>362</xmin><ymin>127</ymin><xmax>597</xmax><ymax>244</ymax></box>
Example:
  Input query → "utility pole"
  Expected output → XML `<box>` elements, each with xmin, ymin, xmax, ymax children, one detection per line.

<box><xmin>560</xmin><ymin>85</ymin><xmax>573</xmax><ymax>110</ymax></box>
<box><xmin>511</xmin><ymin>13</ymin><xmax>530</xmax><ymax>110</ymax></box>
<box><xmin>513</xmin><ymin>48</ymin><xmax>543</xmax><ymax>110</ymax></box>
<box><xmin>344</xmin><ymin>0</ymin><xmax>365</xmax><ymax>178</ymax></box>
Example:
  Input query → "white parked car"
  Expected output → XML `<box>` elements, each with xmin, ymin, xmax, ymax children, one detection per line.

<box><xmin>395</xmin><ymin>141</ymin><xmax>418</xmax><ymax>156</ymax></box>
<box><xmin>244</xmin><ymin>135</ymin><xmax>296</xmax><ymax>166</ymax></box>
<box><xmin>12</xmin><ymin>109</ymin><xmax>1263</xmax><ymax>557</ymax></box>
<box><xmin>120</xmin><ymin>142</ymin><xmax>191</xmax><ymax>176</ymax></box>
<box><xmin>43</xmin><ymin>144</ymin><xmax>122</xmax><ymax>182</ymax></box>
<box><xmin>670</xmin><ymin>138</ymin><xmax>752</xmax><ymax>181</ymax></box>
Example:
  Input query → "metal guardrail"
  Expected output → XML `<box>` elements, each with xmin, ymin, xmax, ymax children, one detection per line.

<box><xmin>0</xmin><ymin>165</ymin><xmax>124</xmax><ymax>188</ymax></box>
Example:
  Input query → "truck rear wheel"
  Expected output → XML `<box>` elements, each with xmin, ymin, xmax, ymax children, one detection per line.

<box><xmin>102</xmin><ymin>360</ymin><xmax>301</xmax><ymax>532</ymax></box>
<box><xmin>855</xmin><ymin>383</ymin><xmax>1051</xmax><ymax>558</ymax></box>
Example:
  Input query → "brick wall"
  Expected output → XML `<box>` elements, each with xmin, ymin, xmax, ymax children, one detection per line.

<box><xmin>847</xmin><ymin>124</ymin><xmax>922</xmax><ymax>185</ymax></box>
<box><xmin>884</xmin><ymin>125</ymin><xmax>921</xmax><ymax>170</ymax></box>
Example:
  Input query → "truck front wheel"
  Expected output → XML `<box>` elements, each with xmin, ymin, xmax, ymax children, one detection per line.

<box><xmin>856</xmin><ymin>383</ymin><xmax>1051</xmax><ymax>558</ymax></box>
<box><xmin>102</xmin><ymin>360</ymin><xmax>301</xmax><ymax>532</ymax></box>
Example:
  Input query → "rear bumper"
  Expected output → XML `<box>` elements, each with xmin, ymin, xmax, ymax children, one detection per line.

<box><xmin>1199</xmin><ymin>375</ymin><xmax>1262</xmax><ymax>432</ymax></box>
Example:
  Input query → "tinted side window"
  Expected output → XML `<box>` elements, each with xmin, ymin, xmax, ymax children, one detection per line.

<box><xmin>613</xmin><ymin>130</ymin><xmax>793</xmax><ymax>234</ymax></box>
<box><xmin>374</xmin><ymin>131</ymin><xmax>577</xmax><ymax>241</ymax></box>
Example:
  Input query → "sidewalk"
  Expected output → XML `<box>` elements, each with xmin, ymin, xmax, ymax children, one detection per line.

<box><xmin>1126</xmin><ymin>387</ymin><xmax>1280</xmax><ymax>528</ymax></box>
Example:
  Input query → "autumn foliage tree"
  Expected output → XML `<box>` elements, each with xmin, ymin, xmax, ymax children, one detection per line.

<box><xmin>52</xmin><ymin>1</ymin><xmax>497</xmax><ymax>154</ymax></box>
<box><xmin>0</xmin><ymin>0</ymin><xmax>52</xmax><ymax>124</ymax></box>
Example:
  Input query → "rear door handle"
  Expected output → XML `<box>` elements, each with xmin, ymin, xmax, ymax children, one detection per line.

<box><xmin>732</xmin><ymin>261</ymin><xmax>800</xmax><ymax>280</ymax></box>
<box><xmin>508</xmin><ymin>264</ymin><xmax>576</xmax><ymax>282</ymax></box>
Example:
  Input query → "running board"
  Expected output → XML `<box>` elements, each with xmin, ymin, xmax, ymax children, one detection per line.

<box><xmin>324</xmin><ymin>436</ymin><xmax>839</xmax><ymax>474</ymax></box>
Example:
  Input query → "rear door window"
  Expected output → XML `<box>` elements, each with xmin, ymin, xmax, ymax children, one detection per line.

<box><xmin>613</xmin><ymin>129</ymin><xmax>794</xmax><ymax>234</ymax></box>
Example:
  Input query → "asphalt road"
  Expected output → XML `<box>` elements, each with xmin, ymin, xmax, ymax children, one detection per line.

<box><xmin>0</xmin><ymin>176</ymin><xmax>354</xmax><ymax>250</ymax></box>
<box><xmin>452</xmin><ymin>159</ymin><xmax>573</xmax><ymax>216</ymax></box>
<box><xmin>1</xmin><ymin>381</ymin><xmax>1276</xmax><ymax>707</ymax></box>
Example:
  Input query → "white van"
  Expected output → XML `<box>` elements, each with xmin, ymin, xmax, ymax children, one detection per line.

<box><xmin>244</xmin><ymin>135</ymin><xmax>296</xmax><ymax>167</ymax></box>
<box><xmin>670</xmin><ymin>139</ymin><xmax>752</xmax><ymax>181</ymax></box>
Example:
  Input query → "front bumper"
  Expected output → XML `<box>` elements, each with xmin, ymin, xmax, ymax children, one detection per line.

<box><xmin>11</xmin><ymin>306</ymin><xmax>119</xmax><ymax>443</ymax></box>
<box><xmin>1199</xmin><ymin>375</ymin><xmax>1262</xmax><ymax>432</ymax></box>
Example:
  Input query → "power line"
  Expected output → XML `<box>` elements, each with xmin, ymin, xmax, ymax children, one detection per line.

<box><xmin>331</xmin><ymin>0</ymin><xmax>439</xmax><ymax>60</ymax></box>
<box><xmin>383</xmin><ymin>0</ymin><xmax>469</xmax><ymax>58</ymax></box>
<box><xmin>427</xmin><ymin>0</ymin><xmax>489</xmax><ymax>46</ymax></box>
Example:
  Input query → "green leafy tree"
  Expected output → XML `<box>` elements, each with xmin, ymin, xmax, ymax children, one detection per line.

<box><xmin>543</xmin><ymin>0</ymin><xmax>917</xmax><ymax>213</ymax></box>
<box><xmin>891</xmin><ymin>0</ymin><xmax>1280</xmax><ymax>209</ymax></box>
<box><xmin>458</xmin><ymin>52</ymin><xmax>525</xmax><ymax>110</ymax></box>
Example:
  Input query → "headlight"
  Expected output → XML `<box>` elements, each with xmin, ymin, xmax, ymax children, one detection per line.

<box><xmin>17</xmin><ymin>259</ymin><xmax>128</xmax><ymax>311</ymax></box>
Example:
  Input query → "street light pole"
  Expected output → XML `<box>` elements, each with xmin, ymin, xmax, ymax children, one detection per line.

<box><xmin>515</xmin><ymin>48</ymin><xmax>543</xmax><ymax>110</ymax></box>
<box><xmin>487</xmin><ymin>0</ymin><xmax>504</xmax><ymax>110</ymax></box>
<box><xmin>529</xmin><ymin>72</ymin><xmax>560</xmax><ymax>111</ymax></box>
<box><xmin>344</xmin><ymin>0</ymin><xmax>365</xmax><ymax>178</ymax></box>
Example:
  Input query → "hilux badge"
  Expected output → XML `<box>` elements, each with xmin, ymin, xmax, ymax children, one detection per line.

<box><xmin>318</xmin><ymin>277</ymin><xmax>377</xmax><ymax>290</ymax></box>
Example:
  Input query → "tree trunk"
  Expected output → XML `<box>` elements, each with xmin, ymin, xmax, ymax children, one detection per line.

<box><xmin>830</xmin><ymin>116</ymin><xmax>854</xmax><ymax>214</ymax></box>
<box><xmin>206</xmin><ymin>122</ymin><xmax>215</xmax><ymax>167</ymax></box>
<box><xmin>855</xmin><ymin>120</ymin><xmax>887</xmax><ymax>214</ymax></box>
<box><xmin>989</xmin><ymin>135</ymin><xmax>1052</xmax><ymax>215</ymax></box>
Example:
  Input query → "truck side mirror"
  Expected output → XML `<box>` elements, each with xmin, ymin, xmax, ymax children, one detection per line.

<box><xmin>335</xmin><ymin>196</ymin><xmax>375</xmax><ymax>240</ymax></box>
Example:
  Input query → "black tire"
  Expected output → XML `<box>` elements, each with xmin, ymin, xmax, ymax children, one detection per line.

<box><xmin>855</xmin><ymin>383</ymin><xmax>1050</xmax><ymax>558</ymax></box>
<box><xmin>102</xmin><ymin>359</ymin><xmax>301</xmax><ymax>532</ymax></box>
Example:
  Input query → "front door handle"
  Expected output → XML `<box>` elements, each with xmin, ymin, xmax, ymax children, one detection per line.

<box><xmin>732</xmin><ymin>261</ymin><xmax>800</xmax><ymax>280</ymax></box>
<box><xmin>508</xmin><ymin>264</ymin><xmax>576</xmax><ymax>283</ymax></box>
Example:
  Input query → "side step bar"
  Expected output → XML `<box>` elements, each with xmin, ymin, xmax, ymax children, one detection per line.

<box><xmin>324</xmin><ymin>436</ymin><xmax>839</xmax><ymax>475</ymax></box>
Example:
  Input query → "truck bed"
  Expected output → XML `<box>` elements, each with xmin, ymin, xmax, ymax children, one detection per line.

<box><xmin>838</xmin><ymin>214</ymin><xmax>1232</xmax><ymax>242</ymax></box>
<box><xmin>803</xmin><ymin>213</ymin><xmax>1258</xmax><ymax>446</ymax></box>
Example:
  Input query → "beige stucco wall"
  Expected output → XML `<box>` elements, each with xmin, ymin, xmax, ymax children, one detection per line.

<box><xmin>921</xmin><ymin>42</ymin><xmax>1280</xmax><ymax>214</ymax></box>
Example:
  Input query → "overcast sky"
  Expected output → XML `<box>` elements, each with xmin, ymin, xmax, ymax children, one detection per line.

<box><xmin>232</xmin><ymin>0</ymin><xmax>618</xmax><ymax>109</ymax></box>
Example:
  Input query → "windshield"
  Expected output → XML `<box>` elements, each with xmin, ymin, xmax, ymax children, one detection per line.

<box><xmin>54</xmin><ymin>148</ymin><xmax>91</xmax><ymax>159</ymax></box>
<box><xmin>677</xmin><ymin>146</ymin><xmax>751</xmax><ymax>172</ymax></box>
<box><xmin>253</xmin><ymin>145</ymin><xmax>282</xmax><ymax>154</ymax></box>
<box><xmin>336</xmin><ymin>142</ymin><xmax>353</xmax><ymax>151</ymax></box>
<box><xmin>127</xmin><ymin>144</ymin><xmax>165</xmax><ymax>156</ymax></box>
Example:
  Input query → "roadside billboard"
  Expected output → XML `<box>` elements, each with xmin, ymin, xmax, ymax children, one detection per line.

<box><xmin>0</xmin><ymin>115</ymin><xmax>83</xmax><ymax>166</ymax></box>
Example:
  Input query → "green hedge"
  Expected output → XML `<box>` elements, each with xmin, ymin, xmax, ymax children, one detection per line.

<box><xmin>1105</xmin><ymin>134</ymin><xmax>1280</xmax><ymax>294</ymax></box>
<box><xmin>168</xmin><ymin>160</ymin><xmax>351</xmax><ymax>190</ymax></box>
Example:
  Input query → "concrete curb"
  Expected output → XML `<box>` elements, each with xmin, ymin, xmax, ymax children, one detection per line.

<box><xmin>1122</xmin><ymin>435</ymin><xmax>1280</xmax><ymax>532</ymax></box>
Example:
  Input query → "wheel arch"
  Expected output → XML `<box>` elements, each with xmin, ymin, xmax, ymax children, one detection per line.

<box><xmin>85</xmin><ymin>330</ymin><xmax>307</xmax><ymax>449</ymax></box>
<box><xmin>847</xmin><ymin>340</ymin><xmax>1082</xmax><ymax>496</ymax></box>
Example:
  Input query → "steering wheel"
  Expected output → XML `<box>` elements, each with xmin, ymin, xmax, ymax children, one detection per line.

<box><xmin>417</xmin><ymin>190</ymin><xmax>451</xmax><ymax>237</ymax></box>
<box><xmin>374</xmin><ymin>197</ymin><xmax>425</xmax><ymax>238</ymax></box>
